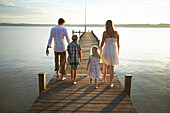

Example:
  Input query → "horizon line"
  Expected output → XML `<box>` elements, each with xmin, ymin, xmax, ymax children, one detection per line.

<box><xmin>0</xmin><ymin>23</ymin><xmax>170</xmax><ymax>25</ymax></box>
<box><xmin>1</xmin><ymin>23</ymin><xmax>170</xmax><ymax>28</ymax></box>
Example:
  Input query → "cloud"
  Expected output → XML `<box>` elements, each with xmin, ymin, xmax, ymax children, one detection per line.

<box><xmin>0</xmin><ymin>4</ymin><xmax>45</xmax><ymax>16</ymax></box>
<box><xmin>0</xmin><ymin>0</ymin><xmax>64</xmax><ymax>6</ymax></box>
<box><xmin>0</xmin><ymin>0</ymin><xmax>170</xmax><ymax>24</ymax></box>
<box><xmin>0</xmin><ymin>3</ymin><xmax>62</xmax><ymax>24</ymax></box>
<box><xmin>1</xmin><ymin>2</ymin><xmax>14</xmax><ymax>6</ymax></box>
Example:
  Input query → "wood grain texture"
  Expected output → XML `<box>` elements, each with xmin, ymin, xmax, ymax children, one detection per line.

<box><xmin>27</xmin><ymin>32</ymin><xmax>137</xmax><ymax>113</ymax></box>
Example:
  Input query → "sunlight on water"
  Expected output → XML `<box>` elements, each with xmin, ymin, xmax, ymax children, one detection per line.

<box><xmin>0</xmin><ymin>26</ymin><xmax>170</xmax><ymax>113</ymax></box>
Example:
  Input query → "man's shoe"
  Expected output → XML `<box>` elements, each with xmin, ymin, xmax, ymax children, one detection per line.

<box><xmin>61</xmin><ymin>77</ymin><xmax>66</xmax><ymax>81</ymax></box>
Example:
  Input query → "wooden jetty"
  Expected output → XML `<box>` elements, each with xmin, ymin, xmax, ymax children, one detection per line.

<box><xmin>27</xmin><ymin>32</ymin><xmax>138</xmax><ymax>113</ymax></box>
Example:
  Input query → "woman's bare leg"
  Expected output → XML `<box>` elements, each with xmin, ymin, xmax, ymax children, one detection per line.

<box><xmin>109</xmin><ymin>65</ymin><xmax>114</xmax><ymax>87</ymax></box>
<box><xmin>90</xmin><ymin>77</ymin><xmax>92</xmax><ymax>84</ymax></box>
<box><xmin>103</xmin><ymin>63</ymin><xmax>107</xmax><ymax>82</ymax></box>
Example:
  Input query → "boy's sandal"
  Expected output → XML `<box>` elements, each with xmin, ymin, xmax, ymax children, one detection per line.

<box><xmin>95</xmin><ymin>86</ymin><xmax>98</xmax><ymax>89</ymax></box>
<box><xmin>73</xmin><ymin>82</ymin><xmax>77</xmax><ymax>85</ymax></box>
<box><xmin>109</xmin><ymin>84</ymin><xmax>114</xmax><ymax>88</ymax></box>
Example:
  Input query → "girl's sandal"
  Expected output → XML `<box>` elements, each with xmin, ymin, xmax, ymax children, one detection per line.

<box><xmin>73</xmin><ymin>82</ymin><xmax>77</xmax><ymax>85</ymax></box>
<box><xmin>109</xmin><ymin>84</ymin><xmax>114</xmax><ymax>88</ymax></box>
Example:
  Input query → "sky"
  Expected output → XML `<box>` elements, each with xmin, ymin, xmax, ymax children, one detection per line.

<box><xmin>0</xmin><ymin>0</ymin><xmax>170</xmax><ymax>24</ymax></box>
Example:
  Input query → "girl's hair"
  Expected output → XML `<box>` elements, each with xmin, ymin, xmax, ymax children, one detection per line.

<box><xmin>105</xmin><ymin>20</ymin><xmax>117</xmax><ymax>37</ymax></box>
<box><xmin>90</xmin><ymin>45</ymin><xmax>100</xmax><ymax>57</ymax></box>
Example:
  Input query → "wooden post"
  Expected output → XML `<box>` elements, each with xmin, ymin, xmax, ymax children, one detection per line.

<box><xmin>79</xmin><ymin>30</ymin><xmax>80</xmax><ymax>35</ymax></box>
<box><xmin>124</xmin><ymin>74</ymin><xmax>132</xmax><ymax>97</ymax></box>
<box><xmin>72</xmin><ymin>30</ymin><xmax>74</xmax><ymax>35</ymax></box>
<box><xmin>38</xmin><ymin>72</ymin><xmax>46</xmax><ymax>94</ymax></box>
<box><xmin>98</xmin><ymin>40</ymin><xmax>100</xmax><ymax>45</ymax></box>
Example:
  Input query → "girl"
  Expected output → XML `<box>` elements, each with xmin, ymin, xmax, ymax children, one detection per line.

<box><xmin>86</xmin><ymin>45</ymin><xmax>102</xmax><ymax>89</ymax></box>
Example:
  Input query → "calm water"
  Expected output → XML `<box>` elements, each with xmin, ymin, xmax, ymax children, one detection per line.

<box><xmin>0</xmin><ymin>26</ymin><xmax>170</xmax><ymax>113</ymax></box>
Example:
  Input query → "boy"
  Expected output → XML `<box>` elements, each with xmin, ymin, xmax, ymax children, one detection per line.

<box><xmin>67</xmin><ymin>35</ymin><xmax>82</xmax><ymax>85</ymax></box>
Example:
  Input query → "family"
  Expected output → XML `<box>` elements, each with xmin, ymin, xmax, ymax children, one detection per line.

<box><xmin>46</xmin><ymin>18</ymin><xmax>119</xmax><ymax>89</ymax></box>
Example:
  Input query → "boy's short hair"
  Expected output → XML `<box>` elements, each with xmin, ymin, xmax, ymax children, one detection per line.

<box><xmin>72</xmin><ymin>35</ymin><xmax>78</xmax><ymax>41</ymax></box>
<box><xmin>58</xmin><ymin>18</ymin><xmax>65</xmax><ymax>25</ymax></box>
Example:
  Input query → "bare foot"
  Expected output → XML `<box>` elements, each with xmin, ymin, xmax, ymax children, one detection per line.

<box><xmin>102</xmin><ymin>77</ymin><xmax>106</xmax><ymax>82</ymax></box>
<box><xmin>54</xmin><ymin>71</ymin><xmax>59</xmax><ymax>78</ymax></box>
<box><xmin>54</xmin><ymin>75</ymin><xmax>59</xmax><ymax>78</ymax></box>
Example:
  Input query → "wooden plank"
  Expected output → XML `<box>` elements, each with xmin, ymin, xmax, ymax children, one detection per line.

<box><xmin>27</xmin><ymin>32</ymin><xmax>137</xmax><ymax>113</ymax></box>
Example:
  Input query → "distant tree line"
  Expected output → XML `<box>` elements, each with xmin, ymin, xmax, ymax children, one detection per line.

<box><xmin>0</xmin><ymin>23</ymin><xmax>170</xmax><ymax>28</ymax></box>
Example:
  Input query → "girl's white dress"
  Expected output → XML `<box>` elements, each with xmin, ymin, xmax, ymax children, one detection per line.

<box><xmin>101</xmin><ymin>38</ymin><xmax>119</xmax><ymax>66</ymax></box>
<box><xmin>88</xmin><ymin>55</ymin><xmax>102</xmax><ymax>79</ymax></box>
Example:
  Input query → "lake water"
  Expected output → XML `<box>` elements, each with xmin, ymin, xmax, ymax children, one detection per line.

<box><xmin>0</xmin><ymin>26</ymin><xmax>170</xmax><ymax>113</ymax></box>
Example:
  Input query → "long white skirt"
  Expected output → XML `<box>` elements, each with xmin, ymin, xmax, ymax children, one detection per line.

<box><xmin>101</xmin><ymin>44</ymin><xmax>119</xmax><ymax>66</ymax></box>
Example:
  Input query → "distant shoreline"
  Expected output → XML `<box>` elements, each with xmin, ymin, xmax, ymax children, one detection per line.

<box><xmin>0</xmin><ymin>23</ymin><xmax>170</xmax><ymax>28</ymax></box>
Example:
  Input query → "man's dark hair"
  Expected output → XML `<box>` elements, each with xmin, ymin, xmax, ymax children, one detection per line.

<box><xmin>58</xmin><ymin>18</ymin><xmax>65</xmax><ymax>25</ymax></box>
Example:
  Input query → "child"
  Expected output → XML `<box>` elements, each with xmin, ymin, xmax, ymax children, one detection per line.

<box><xmin>67</xmin><ymin>35</ymin><xmax>82</xmax><ymax>85</ymax></box>
<box><xmin>86</xmin><ymin>45</ymin><xmax>102</xmax><ymax>89</ymax></box>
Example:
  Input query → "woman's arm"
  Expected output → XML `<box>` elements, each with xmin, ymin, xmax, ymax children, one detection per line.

<box><xmin>117</xmin><ymin>33</ymin><xmax>120</xmax><ymax>54</ymax></box>
<box><xmin>86</xmin><ymin>57</ymin><xmax>91</xmax><ymax>71</ymax></box>
<box><xmin>99</xmin><ymin>32</ymin><xmax>105</xmax><ymax>52</ymax></box>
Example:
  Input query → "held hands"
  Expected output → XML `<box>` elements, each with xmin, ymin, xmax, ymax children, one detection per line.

<box><xmin>99</xmin><ymin>48</ymin><xmax>101</xmax><ymax>53</ymax></box>
<box><xmin>86</xmin><ymin>67</ymin><xmax>88</xmax><ymax>71</ymax></box>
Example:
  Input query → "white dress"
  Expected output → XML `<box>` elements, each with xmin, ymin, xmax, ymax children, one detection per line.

<box><xmin>88</xmin><ymin>55</ymin><xmax>102</xmax><ymax>79</ymax></box>
<box><xmin>101</xmin><ymin>38</ymin><xmax>119</xmax><ymax>66</ymax></box>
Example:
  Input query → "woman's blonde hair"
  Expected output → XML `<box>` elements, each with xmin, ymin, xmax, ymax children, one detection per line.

<box><xmin>105</xmin><ymin>20</ymin><xmax>116</xmax><ymax>37</ymax></box>
<box><xmin>90</xmin><ymin>45</ymin><xmax>100</xmax><ymax>57</ymax></box>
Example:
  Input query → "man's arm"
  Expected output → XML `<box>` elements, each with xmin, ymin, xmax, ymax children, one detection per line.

<box><xmin>46</xmin><ymin>28</ymin><xmax>53</xmax><ymax>56</ymax></box>
<box><xmin>64</xmin><ymin>29</ymin><xmax>70</xmax><ymax>44</ymax></box>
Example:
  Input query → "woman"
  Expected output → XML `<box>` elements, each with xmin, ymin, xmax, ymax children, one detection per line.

<box><xmin>99</xmin><ymin>20</ymin><xmax>119</xmax><ymax>88</ymax></box>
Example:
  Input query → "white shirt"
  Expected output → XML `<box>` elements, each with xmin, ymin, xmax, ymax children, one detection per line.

<box><xmin>47</xmin><ymin>25</ymin><xmax>71</xmax><ymax>52</ymax></box>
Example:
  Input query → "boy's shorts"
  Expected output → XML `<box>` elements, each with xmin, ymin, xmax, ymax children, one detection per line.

<box><xmin>69</xmin><ymin>62</ymin><xmax>80</xmax><ymax>70</ymax></box>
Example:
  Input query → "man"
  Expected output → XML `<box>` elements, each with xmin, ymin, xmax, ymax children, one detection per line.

<box><xmin>46</xmin><ymin>18</ymin><xmax>70</xmax><ymax>80</ymax></box>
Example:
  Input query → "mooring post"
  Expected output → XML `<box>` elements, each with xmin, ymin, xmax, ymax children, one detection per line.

<box><xmin>98</xmin><ymin>40</ymin><xmax>100</xmax><ymax>45</ymax></box>
<box><xmin>38</xmin><ymin>72</ymin><xmax>46</xmax><ymax>94</ymax></box>
<box><xmin>124</xmin><ymin>74</ymin><xmax>132</xmax><ymax>97</ymax></box>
